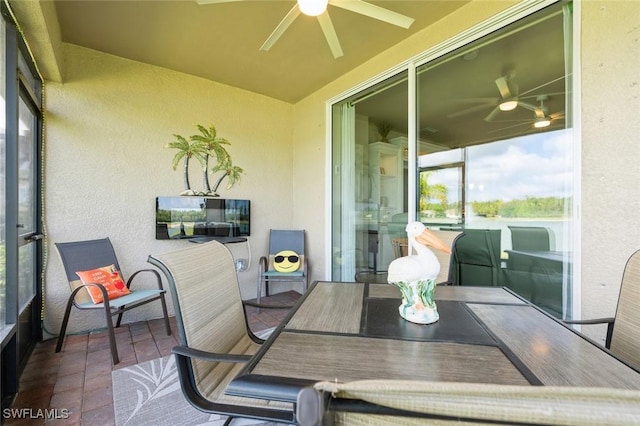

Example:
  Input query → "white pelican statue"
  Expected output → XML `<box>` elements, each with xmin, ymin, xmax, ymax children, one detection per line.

<box><xmin>388</xmin><ymin>222</ymin><xmax>452</xmax><ymax>324</ymax></box>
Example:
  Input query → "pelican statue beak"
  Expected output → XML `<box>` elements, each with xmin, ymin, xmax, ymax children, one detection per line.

<box><xmin>415</xmin><ymin>229</ymin><xmax>452</xmax><ymax>254</ymax></box>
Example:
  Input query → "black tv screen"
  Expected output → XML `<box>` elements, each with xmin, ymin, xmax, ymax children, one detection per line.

<box><xmin>155</xmin><ymin>196</ymin><xmax>250</xmax><ymax>239</ymax></box>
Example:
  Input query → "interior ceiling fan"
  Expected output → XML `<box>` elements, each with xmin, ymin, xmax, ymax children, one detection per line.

<box><xmin>448</xmin><ymin>71</ymin><xmax>564</xmax><ymax>122</ymax></box>
<box><xmin>488</xmin><ymin>95</ymin><xmax>565</xmax><ymax>133</ymax></box>
<box><xmin>196</xmin><ymin>0</ymin><xmax>415</xmax><ymax>58</ymax></box>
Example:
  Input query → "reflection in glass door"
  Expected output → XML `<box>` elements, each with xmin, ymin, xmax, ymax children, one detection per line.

<box><xmin>414</xmin><ymin>3</ymin><xmax>574</xmax><ymax>318</ymax></box>
<box><xmin>330</xmin><ymin>2</ymin><xmax>575</xmax><ymax>319</ymax></box>
<box><xmin>331</xmin><ymin>72</ymin><xmax>408</xmax><ymax>282</ymax></box>
<box><xmin>18</xmin><ymin>97</ymin><xmax>38</xmax><ymax>311</ymax></box>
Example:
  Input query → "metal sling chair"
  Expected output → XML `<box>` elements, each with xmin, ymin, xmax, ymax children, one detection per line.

<box><xmin>55</xmin><ymin>237</ymin><xmax>171</xmax><ymax>364</ymax></box>
<box><xmin>565</xmin><ymin>248</ymin><xmax>640</xmax><ymax>370</ymax></box>
<box><xmin>296</xmin><ymin>380</ymin><xmax>640</xmax><ymax>426</ymax></box>
<box><xmin>148</xmin><ymin>240</ymin><xmax>297</xmax><ymax>425</ymax></box>
<box><xmin>257</xmin><ymin>229</ymin><xmax>308</xmax><ymax>306</ymax></box>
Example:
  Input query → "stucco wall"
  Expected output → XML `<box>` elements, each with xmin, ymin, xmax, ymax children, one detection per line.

<box><xmin>43</xmin><ymin>44</ymin><xmax>294</xmax><ymax>336</ymax></box>
<box><xmin>580</xmin><ymin>1</ymin><xmax>640</xmax><ymax>341</ymax></box>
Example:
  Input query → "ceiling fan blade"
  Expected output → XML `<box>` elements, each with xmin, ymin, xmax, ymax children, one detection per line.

<box><xmin>484</xmin><ymin>106</ymin><xmax>502</xmax><ymax>122</ymax></box>
<box><xmin>494</xmin><ymin>76</ymin><xmax>512</xmax><ymax>99</ymax></box>
<box><xmin>488</xmin><ymin>121</ymin><xmax>531</xmax><ymax>133</ymax></box>
<box><xmin>519</xmin><ymin>91</ymin><xmax>565</xmax><ymax>101</ymax></box>
<box><xmin>317</xmin><ymin>12</ymin><xmax>344</xmax><ymax>58</ymax></box>
<box><xmin>196</xmin><ymin>0</ymin><xmax>246</xmax><ymax>4</ymax></box>
<box><xmin>519</xmin><ymin>75</ymin><xmax>567</xmax><ymax>98</ymax></box>
<box><xmin>329</xmin><ymin>0</ymin><xmax>414</xmax><ymax>28</ymax></box>
<box><xmin>518</xmin><ymin>101</ymin><xmax>539</xmax><ymax>113</ymax></box>
<box><xmin>260</xmin><ymin>4</ymin><xmax>301</xmax><ymax>51</ymax></box>
<box><xmin>451</xmin><ymin>97</ymin><xmax>498</xmax><ymax>104</ymax></box>
<box><xmin>550</xmin><ymin>111</ymin><xmax>565</xmax><ymax>120</ymax></box>
<box><xmin>447</xmin><ymin>102</ymin><xmax>496</xmax><ymax>119</ymax></box>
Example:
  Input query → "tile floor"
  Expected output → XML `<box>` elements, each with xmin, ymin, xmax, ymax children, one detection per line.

<box><xmin>5</xmin><ymin>291</ymin><xmax>301</xmax><ymax>426</ymax></box>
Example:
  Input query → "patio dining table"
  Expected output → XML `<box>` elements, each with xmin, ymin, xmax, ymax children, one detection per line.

<box><xmin>226</xmin><ymin>281</ymin><xmax>640</xmax><ymax>403</ymax></box>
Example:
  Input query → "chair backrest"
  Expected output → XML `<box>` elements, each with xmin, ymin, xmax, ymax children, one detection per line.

<box><xmin>301</xmin><ymin>380</ymin><xmax>640</xmax><ymax>425</ymax></box>
<box><xmin>450</xmin><ymin>229</ymin><xmax>502</xmax><ymax>286</ymax></box>
<box><xmin>268</xmin><ymin>229</ymin><xmax>305</xmax><ymax>255</ymax></box>
<box><xmin>508</xmin><ymin>225</ymin><xmax>553</xmax><ymax>251</ymax></box>
<box><xmin>610</xmin><ymin>249</ymin><xmax>640</xmax><ymax>369</ymax></box>
<box><xmin>55</xmin><ymin>238</ymin><xmax>122</xmax><ymax>305</ymax></box>
<box><xmin>431</xmin><ymin>230</ymin><xmax>463</xmax><ymax>284</ymax></box>
<box><xmin>267</xmin><ymin>229</ymin><xmax>306</xmax><ymax>272</ymax></box>
<box><xmin>148</xmin><ymin>241</ymin><xmax>257</xmax><ymax>394</ymax></box>
<box><xmin>391</xmin><ymin>237</ymin><xmax>408</xmax><ymax>259</ymax></box>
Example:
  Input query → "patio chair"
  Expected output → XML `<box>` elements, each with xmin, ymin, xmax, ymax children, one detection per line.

<box><xmin>148</xmin><ymin>241</ymin><xmax>296</xmax><ymax>424</ymax></box>
<box><xmin>54</xmin><ymin>238</ymin><xmax>171</xmax><ymax>364</ymax></box>
<box><xmin>508</xmin><ymin>225</ymin><xmax>554</xmax><ymax>251</ymax></box>
<box><xmin>296</xmin><ymin>380</ymin><xmax>640</xmax><ymax>425</ymax></box>
<box><xmin>565</xmin><ymin>249</ymin><xmax>640</xmax><ymax>369</ymax></box>
<box><xmin>257</xmin><ymin>229</ymin><xmax>308</xmax><ymax>305</ymax></box>
<box><xmin>449</xmin><ymin>229</ymin><xmax>502</xmax><ymax>286</ymax></box>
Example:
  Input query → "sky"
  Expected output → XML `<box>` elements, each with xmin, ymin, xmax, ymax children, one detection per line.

<box><xmin>422</xmin><ymin>128</ymin><xmax>573</xmax><ymax>203</ymax></box>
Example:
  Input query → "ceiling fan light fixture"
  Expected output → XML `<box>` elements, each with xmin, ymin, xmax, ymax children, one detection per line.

<box><xmin>499</xmin><ymin>100</ymin><xmax>518</xmax><ymax>111</ymax></box>
<box><xmin>298</xmin><ymin>0</ymin><xmax>328</xmax><ymax>16</ymax></box>
<box><xmin>534</xmin><ymin>117</ymin><xmax>551</xmax><ymax>128</ymax></box>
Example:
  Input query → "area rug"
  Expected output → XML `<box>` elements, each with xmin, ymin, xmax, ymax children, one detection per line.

<box><xmin>112</xmin><ymin>329</ymin><xmax>283</xmax><ymax>426</ymax></box>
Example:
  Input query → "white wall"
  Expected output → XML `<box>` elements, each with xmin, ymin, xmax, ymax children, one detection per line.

<box><xmin>43</xmin><ymin>44</ymin><xmax>294</xmax><ymax>336</ymax></box>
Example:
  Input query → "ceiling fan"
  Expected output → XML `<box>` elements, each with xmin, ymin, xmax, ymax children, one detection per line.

<box><xmin>448</xmin><ymin>72</ymin><xmax>564</xmax><ymax>122</ymax></box>
<box><xmin>196</xmin><ymin>0</ymin><xmax>415</xmax><ymax>58</ymax></box>
<box><xmin>488</xmin><ymin>95</ymin><xmax>565</xmax><ymax>133</ymax></box>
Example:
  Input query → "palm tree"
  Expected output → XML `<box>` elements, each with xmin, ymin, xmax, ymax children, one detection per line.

<box><xmin>189</xmin><ymin>124</ymin><xmax>231</xmax><ymax>193</ymax></box>
<box><xmin>211</xmin><ymin>156</ymin><xmax>244</xmax><ymax>196</ymax></box>
<box><xmin>166</xmin><ymin>124</ymin><xmax>244</xmax><ymax>196</ymax></box>
<box><xmin>165</xmin><ymin>133</ymin><xmax>208</xmax><ymax>195</ymax></box>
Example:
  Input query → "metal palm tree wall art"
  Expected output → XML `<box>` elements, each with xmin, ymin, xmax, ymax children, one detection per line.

<box><xmin>165</xmin><ymin>124</ymin><xmax>244</xmax><ymax>196</ymax></box>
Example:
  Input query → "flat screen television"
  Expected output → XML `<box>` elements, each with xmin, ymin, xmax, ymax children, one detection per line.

<box><xmin>155</xmin><ymin>196</ymin><xmax>250</xmax><ymax>240</ymax></box>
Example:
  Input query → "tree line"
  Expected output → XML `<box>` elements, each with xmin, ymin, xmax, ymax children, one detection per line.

<box><xmin>471</xmin><ymin>196</ymin><xmax>570</xmax><ymax>218</ymax></box>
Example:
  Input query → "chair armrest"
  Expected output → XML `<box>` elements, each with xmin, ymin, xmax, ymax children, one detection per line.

<box><xmin>70</xmin><ymin>283</ymin><xmax>111</xmax><ymax>307</ymax></box>
<box><xmin>243</xmin><ymin>300</ymin><xmax>294</xmax><ymax>310</ymax></box>
<box><xmin>564</xmin><ymin>317</ymin><xmax>615</xmax><ymax>349</ymax></box>
<box><xmin>126</xmin><ymin>268</ymin><xmax>164</xmax><ymax>291</ymax></box>
<box><xmin>259</xmin><ymin>256</ymin><xmax>268</xmax><ymax>275</ymax></box>
<box><xmin>564</xmin><ymin>317</ymin><xmax>615</xmax><ymax>325</ymax></box>
<box><xmin>172</xmin><ymin>345</ymin><xmax>252</xmax><ymax>363</ymax></box>
<box><xmin>296</xmin><ymin>386</ymin><xmax>326</xmax><ymax>426</ymax></box>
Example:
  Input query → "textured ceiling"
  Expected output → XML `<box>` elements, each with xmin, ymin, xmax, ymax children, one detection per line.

<box><xmin>53</xmin><ymin>0</ymin><xmax>470</xmax><ymax>103</ymax></box>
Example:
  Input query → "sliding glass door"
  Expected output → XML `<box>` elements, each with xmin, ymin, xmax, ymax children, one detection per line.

<box><xmin>331</xmin><ymin>1</ymin><xmax>575</xmax><ymax>319</ymax></box>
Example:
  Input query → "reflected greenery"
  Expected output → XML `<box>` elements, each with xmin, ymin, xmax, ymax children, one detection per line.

<box><xmin>472</xmin><ymin>196</ymin><xmax>570</xmax><ymax>218</ymax></box>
